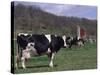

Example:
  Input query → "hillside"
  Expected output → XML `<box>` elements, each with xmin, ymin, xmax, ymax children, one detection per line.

<box><xmin>13</xmin><ymin>4</ymin><xmax>97</xmax><ymax>38</ymax></box>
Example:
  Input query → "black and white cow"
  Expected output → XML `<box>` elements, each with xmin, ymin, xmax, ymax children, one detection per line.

<box><xmin>65</xmin><ymin>36</ymin><xmax>85</xmax><ymax>48</ymax></box>
<box><xmin>15</xmin><ymin>33</ymin><xmax>68</xmax><ymax>69</ymax></box>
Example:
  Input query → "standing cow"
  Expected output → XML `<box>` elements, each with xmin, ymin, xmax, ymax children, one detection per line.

<box><xmin>65</xmin><ymin>36</ymin><xmax>85</xmax><ymax>48</ymax></box>
<box><xmin>15</xmin><ymin>33</ymin><xmax>68</xmax><ymax>69</ymax></box>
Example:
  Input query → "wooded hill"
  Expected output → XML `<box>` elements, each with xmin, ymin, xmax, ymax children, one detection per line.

<box><xmin>13</xmin><ymin>4</ymin><xmax>97</xmax><ymax>37</ymax></box>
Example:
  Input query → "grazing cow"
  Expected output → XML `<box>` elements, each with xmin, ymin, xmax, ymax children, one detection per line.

<box><xmin>16</xmin><ymin>33</ymin><xmax>68</xmax><ymax>69</ymax></box>
<box><xmin>65</xmin><ymin>36</ymin><xmax>85</xmax><ymax>48</ymax></box>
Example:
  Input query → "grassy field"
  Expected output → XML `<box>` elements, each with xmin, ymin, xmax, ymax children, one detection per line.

<box><xmin>14</xmin><ymin>42</ymin><xmax>97</xmax><ymax>74</ymax></box>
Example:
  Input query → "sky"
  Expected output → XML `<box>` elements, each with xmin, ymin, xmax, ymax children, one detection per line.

<box><xmin>14</xmin><ymin>1</ymin><xmax>97</xmax><ymax>20</ymax></box>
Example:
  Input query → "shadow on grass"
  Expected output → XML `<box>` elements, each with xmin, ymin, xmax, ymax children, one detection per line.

<box><xmin>16</xmin><ymin>64</ymin><xmax>58</xmax><ymax>69</ymax></box>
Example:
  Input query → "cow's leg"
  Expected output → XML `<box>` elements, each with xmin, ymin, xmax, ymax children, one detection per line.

<box><xmin>69</xmin><ymin>44</ymin><xmax>72</xmax><ymax>48</ymax></box>
<box><xmin>49</xmin><ymin>53</ymin><xmax>55</xmax><ymax>68</ymax></box>
<box><xmin>21</xmin><ymin>50</ymin><xmax>26</xmax><ymax>69</ymax></box>
<box><xmin>21</xmin><ymin>56</ymin><xmax>26</xmax><ymax>69</ymax></box>
<box><xmin>15</xmin><ymin>45</ymin><xmax>20</xmax><ymax>69</ymax></box>
<box><xmin>15</xmin><ymin>54</ymin><xmax>20</xmax><ymax>69</ymax></box>
<box><xmin>21</xmin><ymin>49</ymin><xmax>31</xmax><ymax>69</ymax></box>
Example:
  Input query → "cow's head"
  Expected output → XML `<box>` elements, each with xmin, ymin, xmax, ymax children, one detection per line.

<box><xmin>26</xmin><ymin>42</ymin><xmax>35</xmax><ymax>50</ymax></box>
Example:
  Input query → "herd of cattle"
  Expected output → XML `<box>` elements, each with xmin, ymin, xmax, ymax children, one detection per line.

<box><xmin>15</xmin><ymin>33</ymin><xmax>85</xmax><ymax>69</ymax></box>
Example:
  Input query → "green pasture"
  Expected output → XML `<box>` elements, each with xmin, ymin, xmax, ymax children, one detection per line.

<box><xmin>14</xmin><ymin>42</ymin><xmax>97</xmax><ymax>74</ymax></box>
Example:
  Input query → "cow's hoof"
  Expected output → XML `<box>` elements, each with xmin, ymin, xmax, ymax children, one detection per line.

<box><xmin>22</xmin><ymin>67</ymin><xmax>26</xmax><ymax>69</ymax></box>
<box><xmin>49</xmin><ymin>64</ymin><xmax>53</xmax><ymax>68</ymax></box>
<box><xmin>23</xmin><ymin>68</ymin><xmax>26</xmax><ymax>70</ymax></box>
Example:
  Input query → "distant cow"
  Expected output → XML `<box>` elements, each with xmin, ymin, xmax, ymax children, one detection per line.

<box><xmin>65</xmin><ymin>36</ymin><xmax>85</xmax><ymax>48</ymax></box>
<box><xmin>15</xmin><ymin>33</ymin><xmax>68</xmax><ymax>69</ymax></box>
